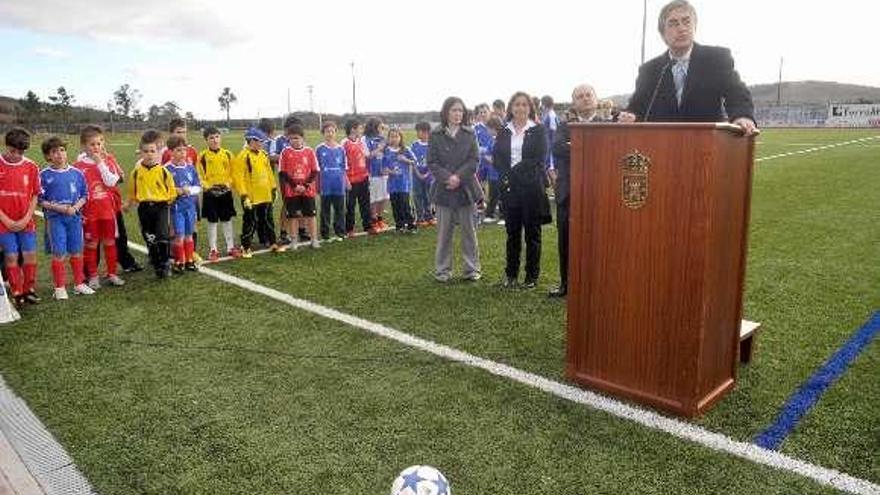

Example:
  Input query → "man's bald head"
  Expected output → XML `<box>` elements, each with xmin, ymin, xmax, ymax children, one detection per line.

<box><xmin>571</xmin><ymin>84</ymin><xmax>598</xmax><ymax>118</ymax></box>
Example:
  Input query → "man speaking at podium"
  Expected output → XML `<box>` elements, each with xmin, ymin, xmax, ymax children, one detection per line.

<box><xmin>618</xmin><ymin>0</ymin><xmax>757</xmax><ymax>135</ymax></box>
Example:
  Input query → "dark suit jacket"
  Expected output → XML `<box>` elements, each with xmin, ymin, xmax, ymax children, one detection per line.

<box><xmin>494</xmin><ymin>123</ymin><xmax>552</xmax><ymax>224</ymax></box>
<box><xmin>626</xmin><ymin>43</ymin><xmax>754</xmax><ymax>123</ymax></box>
<box><xmin>552</xmin><ymin>115</ymin><xmax>603</xmax><ymax>205</ymax></box>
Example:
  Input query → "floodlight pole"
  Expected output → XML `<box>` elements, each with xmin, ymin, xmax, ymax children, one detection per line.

<box><xmin>351</xmin><ymin>61</ymin><xmax>358</xmax><ymax>115</ymax></box>
<box><xmin>777</xmin><ymin>57</ymin><xmax>784</xmax><ymax>106</ymax></box>
<box><xmin>640</xmin><ymin>0</ymin><xmax>648</xmax><ymax>64</ymax></box>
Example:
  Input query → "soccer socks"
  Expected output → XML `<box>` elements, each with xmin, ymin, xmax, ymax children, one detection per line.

<box><xmin>184</xmin><ymin>237</ymin><xmax>195</xmax><ymax>263</ymax></box>
<box><xmin>222</xmin><ymin>221</ymin><xmax>235</xmax><ymax>251</ymax></box>
<box><xmin>70</xmin><ymin>256</ymin><xmax>85</xmax><ymax>286</ymax></box>
<box><xmin>51</xmin><ymin>259</ymin><xmax>67</xmax><ymax>289</ymax></box>
<box><xmin>84</xmin><ymin>245</ymin><xmax>98</xmax><ymax>278</ymax></box>
<box><xmin>104</xmin><ymin>243</ymin><xmax>118</xmax><ymax>276</ymax></box>
<box><xmin>6</xmin><ymin>265</ymin><xmax>22</xmax><ymax>296</ymax></box>
<box><xmin>208</xmin><ymin>222</ymin><xmax>219</xmax><ymax>252</ymax></box>
<box><xmin>173</xmin><ymin>239</ymin><xmax>185</xmax><ymax>264</ymax></box>
<box><xmin>22</xmin><ymin>262</ymin><xmax>37</xmax><ymax>293</ymax></box>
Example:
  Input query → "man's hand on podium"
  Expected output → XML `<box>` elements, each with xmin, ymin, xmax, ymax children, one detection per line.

<box><xmin>733</xmin><ymin>117</ymin><xmax>758</xmax><ymax>136</ymax></box>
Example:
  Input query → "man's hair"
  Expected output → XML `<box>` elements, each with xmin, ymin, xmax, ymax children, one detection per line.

<box><xmin>140</xmin><ymin>129</ymin><xmax>161</xmax><ymax>149</ymax></box>
<box><xmin>321</xmin><ymin>120</ymin><xmax>337</xmax><ymax>133</ymax></box>
<box><xmin>492</xmin><ymin>99</ymin><xmax>505</xmax><ymax>110</ymax></box>
<box><xmin>79</xmin><ymin>124</ymin><xmax>104</xmax><ymax>144</ymax></box>
<box><xmin>658</xmin><ymin>0</ymin><xmax>696</xmax><ymax>33</ymax></box>
<box><xmin>166</xmin><ymin>135</ymin><xmax>187</xmax><ymax>150</ymax></box>
<box><xmin>486</xmin><ymin>116</ymin><xmax>504</xmax><ymax>131</ymax></box>
<box><xmin>439</xmin><ymin>97</ymin><xmax>470</xmax><ymax>128</ymax></box>
<box><xmin>283</xmin><ymin>116</ymin><xmax>303</xmax><ymax>128</ymax></box>
<box><xmin>4</xmin><ymin>127</ymin><xmax>31</xmax><ymax>151</ymax></box>
<box><xmin>258</xmin><ymin>118</ymin><xmax>275</xmax><ymax>135</ymax></box>
<box><xmin>203</xmin><ymin>126</ymin><xmax>220</xmax><ymax>139</ymax></box>
<box><xmin>415</xmin><ymin>121</ymin><xmax>431</xmax><ymax>133</ymax></box>
<box><xmin>168</xmin><ymin>118</ymin><xmax>186</xmax><ymax>133</ymax></box>
<box><xmin>344</xmin><ymin>118</ymin><xmax>362</xmax><ymax>136</ymax></box>
<box><xmin>41</xmin><ymin>136</ymin><xmax>66</xmax><ymax>157</ymax></box>
<box><xmin>541</xmin><ymin>95</ymin><xmax>554</xmax><ymax>108</ymax></box>
<box><xmin>285</xmin><ymin>124</ymin><xmax>305</xmax><ymax>137</ymax></box>
<box><xmin>506</xmin><ymin>91</ymin><xmax>537</xmax><ymax>122</ymax></box>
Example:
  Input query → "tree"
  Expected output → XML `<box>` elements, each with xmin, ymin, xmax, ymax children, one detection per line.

<box><xmin>20</xmin><ymin>91</ymin><xmax>42</xmax><ymax>126</ymax></box>
<box><xmin>218</xmin><ymin>87</ymin><xmax>237</xmax><ymax>128</ymax></box>
<box><xmin>113</xmin><ymin>84</ymin><xmax>141</xmax><ymax>117</ymax></box>
<box><xmin>147</xmin><ymin>104</ymin><xmax>161</xmax><ymax>123</ymax></box>
<box><xmin>160</xmin><ymin>101</ymin><xmax>180</xmax><ymax>119</ymax></box>
<box><xmin>132</xmin><ymin>109</ymin><xmax>145</xmax><ymax>122</ymax></box>
<box><xmin>48</xmin><ymin>86</ymin><xmax>75</xmax><ymax>126</ymax></box>
<box><xmin>185</xmin><ymin>111</ymin><xmax>194</xmax><ymax>122</ymax></box>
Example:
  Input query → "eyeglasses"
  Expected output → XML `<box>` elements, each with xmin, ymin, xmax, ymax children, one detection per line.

<box><xmin>665</xmin><ymin>16</ymin><xmax>692</xmax><ymax>29</ymax></box>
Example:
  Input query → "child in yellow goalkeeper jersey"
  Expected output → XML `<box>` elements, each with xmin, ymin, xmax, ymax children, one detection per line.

<box><xmin>197</xmin><ymin>126</ymin><xmax>240</xmax><ymax>261</ymax></box>
<box><xmin>233</xmin><ymin>127</ymin><xmax>279</xmax><ymax>257</ymax></box>
<box><xmin>126</xmin><ymin>131</ymin><xmax>177</xmax><ymax>278</ymax></box>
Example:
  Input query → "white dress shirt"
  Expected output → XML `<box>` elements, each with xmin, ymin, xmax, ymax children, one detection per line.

<box><xmin>507</xmin><ymin>120</ymin><xmax>536</xmax><ymax>167</ymax></box>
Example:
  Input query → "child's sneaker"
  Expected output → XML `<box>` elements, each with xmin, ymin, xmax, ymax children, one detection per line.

<box><xmin>241</xmin><ymin>248</ymin><xmax>253</xmax><ymax>259</ymax></box>
<box><xmin>24</xmin><ymin>290</ymin><xmax>41</xmax><ymax>304</ymax></box>
<box><xmin>106</xmin><ymin>274</ymin><xmax>126</xmax><ymax>286</ymax></box>
<box><xmin>53</xmin><ymin>287</ymin><xmax>69</xmax><ymax>300</ymax></box>
<box><xmin>73</xmin><ymin>283</ymin><xmax>96</xmax><ymax>295</ymax></box>
<box><xmin>228</xmin><ymin>247</ymin><xmax>242</xmax><ymax>258</ymax></box>
<box><xmin>88</xmin><ymin>276</ymin><xmax>101</xmax><ymax>290</ymax></box>
<box><xmin>184</xmin><ymin>261</ymin><xmax>199</xmax><ymax>272</ymax></box>
<box><xmin>208</xmin><ymin>249</ymin><xmax>220</xmax><ymax>262</ymax></box>
<box><xmin>172</xmin><ymin>263</ymin><xmax>185</xmax><ymax>274</ymax></box>
<box><xmin>310</xmin><ymin>239</ymin><xmax>321</xmax><ymax>249</ymax></box>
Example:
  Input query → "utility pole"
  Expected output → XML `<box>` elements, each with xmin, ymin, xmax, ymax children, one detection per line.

<box><xmin>640</xmin><ymin>0</ymin><xmax>648</xmax><ymax>64</ymax></box>
<box><xmin>777</xmin><ymin>57</ymin><xmax>784</xmax><ymax>106</ymax></box>
<box><xmin>351</xmin><ymin>61</ymin><xmax>357</xmax><ymax>115</ymax></box>
<box><xmin>307</xmin><ymin>85</ymin><xmax>314</xmax><ymax>113</ymax></box>
<box><xmin>287</xmin><ymin>87</ymin><xmax>291</xmax><ymax>115</ymax></box>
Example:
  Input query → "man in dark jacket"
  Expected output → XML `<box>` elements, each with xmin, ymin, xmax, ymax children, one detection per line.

<box><xmin>549</xmin><ymin>84</ymin><xmax>601</xmax><ymax>298</ymax></box>
<box><xmin>619</xmin><ymin>0</ymin><xmax>757</xmax><ymax>134</ymax></box>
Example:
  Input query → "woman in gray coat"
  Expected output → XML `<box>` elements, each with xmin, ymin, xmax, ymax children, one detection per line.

<box><xmin>426</xmin><ymin>96</ymin><xmax>481</xmax><ymax>282</ymax></box>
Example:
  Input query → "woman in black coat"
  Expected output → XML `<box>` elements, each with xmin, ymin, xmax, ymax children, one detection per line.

<box><xmin>493</xmin><ymin>91</ymin><xmax>551</xmax><ymax>289</ymax></box>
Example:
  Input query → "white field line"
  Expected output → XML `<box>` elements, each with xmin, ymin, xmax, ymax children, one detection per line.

<box><xmin>18</xmin><ymin>210</ymin><xmax>880</xmax><ymax>495</ymax></box>
<box><xmin>756</xmin><ymin>136</ymin><xmax>880</xmax><ymax>163</ymax></box>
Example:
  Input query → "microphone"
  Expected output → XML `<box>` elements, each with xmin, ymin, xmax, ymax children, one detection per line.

<box><xmin>643</xmin><ymin>58</ymin><xmax>672</xmax><ymax>122</ymax></box>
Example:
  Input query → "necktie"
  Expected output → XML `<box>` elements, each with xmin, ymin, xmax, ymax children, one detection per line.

<box><xmin>672</xmin><ymin>60</ymin><xmax>687</xmax><ymax>107</ymax></box>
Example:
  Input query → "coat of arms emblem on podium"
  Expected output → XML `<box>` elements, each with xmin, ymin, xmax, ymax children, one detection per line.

<box><xmin>621</xmin><ymin>150</ymin><xmax>650</xmax><ymax>209</ymax></box>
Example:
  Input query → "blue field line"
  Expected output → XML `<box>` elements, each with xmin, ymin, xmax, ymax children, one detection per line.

<box><xmin>754</xmin><ymin>311</ymin><xmax>880</xmax><ymax>450</ymax></box>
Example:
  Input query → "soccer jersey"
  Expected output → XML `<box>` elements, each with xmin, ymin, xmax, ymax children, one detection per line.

<box><xmin>409</xmin><ymin>140</ymin><xmax>431</xmax><ymax>182</ymax></box>
<box><xmin>384</xmin><ymin>147</ymin><xmax>415</xmax><ymax>194</ymax></box>
<box><xmin>474</xmin><ymin>123</ymin><xmax>498</xmax><ymax>182</ymax></box>
<box><xmin>196</xmin><ymin>148</ymin><xmax>234</xmax><ymax>189</ymax></box>
<box><xmin>342</xmin><ymin>137</ymin><xmax>369</xmax><ymax>184</ymax></box>
<box><xmin>128</xmin><ymin>163</ymin><xmax>176</xmax><ymax>203</ymax></box>
<box><xmin>315</xmin><ymin>143</ymin><xmax>347</xmax><ymax>197</ymax></box>
<box><xmin>166</xmin><ymin>162</ymin><xmax>201</xmax><ymax>211</ymax></box>
<box><xmin>38</xmin><ymin>166</ymin><xmax>88</xmax><ymax>219</ymax></box>
<box><xmin>0</xmin><ymin>155</ymin><xmax>40</xmax><ymax>234</ymax></box>
<box><xmin>364</xmin><ymin>135</ymin><xmax>386</xmax><ymax>177</ymax></box>
<box><xmin>161</xmin><ymin>145</ymin><xmax>198</xmax><ymax>167</ymax></box>
<box><xmin>542</xmin><ymin>109</ymin><xmax>559</xmax><ymax>169</ymax></box>
<box><xmin>233</xmin><ymin>148</ymin><xmax>276</xmax><ymax>205</ymax></box>
<box><xmin>73</xmin><ymin>154</ymin><xmax>123</xmax><ymax>221</ymax></box>
<box><xmin>278</xmin><ymin>146</ymin><xmax>319</xmax><ymax>199</ymax></box>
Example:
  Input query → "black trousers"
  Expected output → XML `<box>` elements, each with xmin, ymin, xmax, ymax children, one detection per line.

<box><xmin>505</xmin><ymin>203</ymin><xmax>542</xmax><ymax>281</ymax></box>
<box><xmin>390</xmin><ymin>192</ymin><xmax>414</xmax><ymax>230</ymax></box>
<box><xmin>556</xmin><ymin>199</ymin><xmax>569</xmax><ymax>289</ymax></box>
<box><xmin>346</xmin><ymin>180</ymin><xmax>371</xmax><ymax>232</ymax></box>
<box><xmin>241</xmin><ymin>202</ymin><xmax>276</xmax><ymax>249</ymax></box>
<box><xmin>137</xmin><ymin>202</ymin><xmax>170</xmax><ymax>273</ymax></box>
<box><xmin>320</xmin><ymin>195</ymin><xmax>346</xmax><ymax>239</ymax></box>
<box><xmin>115</xmin><ymin>211</ymin><xmax>139</xmax><ymax>269</ymax></box>
<box><xmin>485</xmin><ymin>180</ymin><xmax>503</xmax><ymax>219</ymax></box>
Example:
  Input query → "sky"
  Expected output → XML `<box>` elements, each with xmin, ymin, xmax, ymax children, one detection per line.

<box><xmin>1</xmin><ymin>0</ymin><xmax>877</xmax><ymax>120</ymax></box>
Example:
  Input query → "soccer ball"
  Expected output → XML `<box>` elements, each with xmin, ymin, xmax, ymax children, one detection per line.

<box><xmin>390</xmin><ymin>465</ymin><xmax>451</xmax><ymax>495</ymax></box>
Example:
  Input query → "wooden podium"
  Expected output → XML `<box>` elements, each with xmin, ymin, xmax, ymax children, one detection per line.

<box><xmin>565</xmin><ymin>123</ymin><xmax>756</xmax><ymax>418</ymax></box>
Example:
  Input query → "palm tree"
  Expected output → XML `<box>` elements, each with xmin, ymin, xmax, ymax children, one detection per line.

<box><xmin>218</xmin><ymin>87</ymin><xmax>237</xmax><ymax>128</ymax></box>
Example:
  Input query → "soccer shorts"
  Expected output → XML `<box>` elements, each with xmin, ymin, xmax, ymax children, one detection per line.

<box><xmin>83</xmin><ymin>217</ymin><xmax>117</xmax><ymax>243</ymax></box>
<box><xmin>172</xmin><ymin>202</ymin><xmax>197</xmax><ymax>237</ymax></box>
<box><xmin>47</xmin><ymin>215</ymin><xmax>84</xmax><ymax>256</ymax></box>
<box><xmin>202</xmin><ymin>189</ymin><xmax>236</xmax><ymax>222</ymax></box>
<box><xmin>0</xmin><ymin>231</ymin><xmax>37</xmax><ymax>254</ymax></box>
<box><xmin>369</xmin><ymin>176</ymin><xmax>389</xmax><ymax>202</ymax></box>
<box><xmin>284</xmin><ymin>196</ymin><xmax>317</xmax><ymax>218</ymax></box>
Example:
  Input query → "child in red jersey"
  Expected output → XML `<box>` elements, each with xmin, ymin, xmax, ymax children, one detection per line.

<box><xmin>0</xmin><ymin>128</ymin><xmax>41</xmax><ymax>307</ymax></box>
<box><xmin>73</xmin><ymin>125</ymin><xmax>125</xmax><ymax>289</ymax></box>
<box><xmin>278</xmin><ymin>124</ymin><xmax>320</xmax><ymax>249</ymax></box>
<box><xmin>342</xmin><ymin>118</ymin><xmax>371</xmax><ymax>236</ymax></box>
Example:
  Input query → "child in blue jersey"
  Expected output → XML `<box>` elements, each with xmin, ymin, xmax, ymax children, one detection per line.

<box><xmin>410</xmin><ymin>121</ymin><xmax>433</xmax><ymax>226</ymax></box>
<box><xmin>383</xmin><ymin>127</ymin><xmax>417</xmax><ymax>233</ymax></box>
<box><xmin>315</xmin><ymin>121</ymin><xmax>349</xmax><ymax>241</ymax></box>
<box><xmin>364</xmin><ymin>117</ymin><xmax>389</xmax><ymax>231</ymax></box>
<box><xmin>165</xmin><ymin>135</ymin><xmax>202</xmax><ymax>272</ymax></box>
<box><xmin>541</xmin><ymin>95</ymin><xmax>559</xmax><ymax>171</ymax></box>
<box><xmin>482</xmin><ymin>115</ymin><xmax>505</xmax><ymax>224</ymax></box>
<box><xmin>39</xmin><ymin>136</ymin><xmax>93</xmax><ymax>300</ymax></box>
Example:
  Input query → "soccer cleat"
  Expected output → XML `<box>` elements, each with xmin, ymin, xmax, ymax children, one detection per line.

<box><xmin>123</xmin><ymin>262</ymin><xmax>144</xmax><ymax>273</ymax></box>
<box><xmin>24</xmin><ymin>290</ymin><xmax>41</xmax><ymax>304</ymax></box>
<box><xmin>208</xmin><ymin>249</ymin><xmax>220</xmax><ymax>262</ymax></box>
<box><xmin>496</xmin><ymin>219</ymin><xmax>506</xmax><ymax>226</ymax></box>
<box><xmin>192</xmin><ymin>252</ymin><xmax>203</xmax><ymax>264</ymax></box>
<box><xmin>73</xmin><ymin>283</ymin><xmax>96</xmax><ymax>295</ymax></box>
<box><xmin>106</xmin><ymin>274</ymin><xmax>126</xmax><ymax>286</ymax></box>
<box><xmin>482</xmin><ymin>216</ymin><xmax>497</xmax><ymax>224</ymax></box>
<box><xmin>88</xmin><ymin>276</ymin><xmax>101</xmax><ymax>290</ymax></box>
<box><xmin>501</xmin><ymin>276</ymin><xmax>517</xmax><ymax>289</ymax></box>
<box><xmin>13</xmin><ymin>295</ymin><xmax>26</xmax><ymax>308</ymax></box>
<box><xmin>228</xmin><ymin>247</ymin><xmax>242</xmax><ymax>258</ymax></box>
<box><xmin>367</xmin><ymin>226</ymin><xmax>380</xmax><ymax>235</ymax></box>
<box><xmin>53</xmin><ymin>287</ymin><xmax>69</xmax><ymax>300</ymax></box>
<box><xmin>172</xmin><ymin>263</ymin><xmax>185</xmax><ymax>274</ymax></box>
<box><xmin>522</xmin><ymin>278</ymin><xmax>538</xmax><ymax>289</ymax></box>
<box><xmin>310</xmin><ymin>239</ymin><xmax>321</xmax><ymax>249</ymax></box>
<box><xmin>241</xmin><ymin>248</ymin><xmax>253</xmax><ymax>259</ymax></box>
<box><xmin>184</xmin><ymin>261</ymin><xmax>199</xmax><ymax>272</ymax></box>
